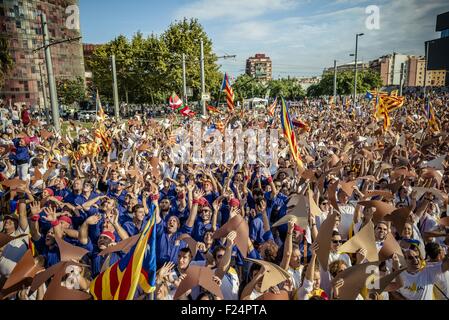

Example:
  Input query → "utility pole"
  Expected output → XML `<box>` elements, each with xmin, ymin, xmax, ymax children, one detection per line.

<box><xmin>200</xmin><ymin>39</ymin><xmax>206</xmax><ymax>116</ymax></box>
<box><xmin>40</xmin><ymin>13</ymin><xmax>60</xmax><ymax>132</ymax></box>
<box><xmin>111</xmin><ymin>54</ymin><xmax>120</xmax><ymax>120</ymax></box>
<box><xmin>38</xmin><ymin>63</ymin><xmax>50</xmax><ymax>124</ymax></box>
<box><xmin>423</xmin><ymin>41</ymin><xmax>432</xmax><ymax>98</ymax></box>
<box><xmin>354</xmin><ymin>33</ymin><xmax>364</xmax><ymax>106</ymax></box>
<box><xmin>399</xmin><ymin>62</ymin><xmax>405</xmax><ymax>96</ymax></box>
<box><xmin>333</xmin><ymin>60</ymin><xmax>337</xmax><ymax>104</ymax></box>
<box><xmin>182</xmin><ymin>53</ymin><xmax>187</xmax><ymax>104</ymax></box>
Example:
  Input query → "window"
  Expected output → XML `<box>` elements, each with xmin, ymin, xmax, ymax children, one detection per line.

<box><xmin>16</xmin><ymin>20</ymin><xmax>21</xmax><ymax>29</ymax></box>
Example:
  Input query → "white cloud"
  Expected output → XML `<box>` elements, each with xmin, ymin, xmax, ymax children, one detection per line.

<box><xmin>205</xmin><ymin>0</ymin><xmax>448</xmax><ymax>77</ymax></box>
<box><xmin>174</xmin><ymin>0</ymin><xmax>298</xmax><ymax>21</ymax></box>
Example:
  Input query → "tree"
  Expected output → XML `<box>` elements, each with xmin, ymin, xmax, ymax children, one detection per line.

<box><xmin>88</xmin><ymin>19</ymin><xmax>223</xmax><ymax>106</ymax></box>
<box><xmin>307</xmin><ymin>70</ymin><xmax>382</xmax><ymax>97</ymax></box>
<box><xmin>56</xmin><ymin>77</ymin><xmax>86</xmax><ymax>106</ymax></box>
<box><xmin>0</xmin><ymin>37</ymin><xmax>13</xmax><ymax>87</ymax></box>
<box><xmin>161</xmin><ymin>18</ymin><xmax>222</xmax><ymax>101</ymax></box>
<box><xmin>233</xmin><ymin>75</ymin><xmax>264</xmax><ymax>101</ymax></box>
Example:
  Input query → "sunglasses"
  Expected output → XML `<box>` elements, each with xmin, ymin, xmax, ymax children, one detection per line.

<box><xmin>332</xmin><ymin>240</ymin><xmax>343</xmax><ymax>244</ymax></box>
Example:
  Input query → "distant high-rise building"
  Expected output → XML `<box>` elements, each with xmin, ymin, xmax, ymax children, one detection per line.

<box><xmin>246</xmin><ymin>54</ymin><xmax>272</xmax><ymax>82</ymax></box>
<box><xmin>369</xmin><ymin>53</ymin><xmax>409</xmax><ymax>86</ymax></box>
<box><xmin>427</xmin><ymin>11</ymin><xmax>449</xmax><ymax>86</ymax></box>
<box><xmin>323</xmin><ymin>62</ymin><xmax>368</xmax><ymax>76</ymax></box>
<box><xmin>0</xmin><ymin>0</ymin><xmax>85</xmax><ymax>106</ymax></box>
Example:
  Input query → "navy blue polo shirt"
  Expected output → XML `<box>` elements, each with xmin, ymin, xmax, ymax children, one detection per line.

<box><xmin>155</xmin><ymin>221</ymin><xmax>192</xmax><ymax>268</ymax></box>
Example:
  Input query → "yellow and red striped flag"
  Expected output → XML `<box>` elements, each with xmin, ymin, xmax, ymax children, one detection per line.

<box><xmin>221</xmin><ymin>73</ymin><xmax>235</xmax><ymax>112</ymax></box>
<box><xmin>280</xmin><ymin>97</ymin><xmax>305</xmax><ymax>172</ymax></box>
<box><xmin>90</xmin><ymin>212</ymin><xmax>157</xmax><ymax>300</ymax></box>
<box><xmin>268</xmin><ymin>98</ymin><xmax>278</xmax><ymax>117</ymax></box>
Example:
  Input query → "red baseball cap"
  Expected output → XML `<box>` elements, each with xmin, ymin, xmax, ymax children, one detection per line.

<box><xmin>58</xmin><ymin>215</ymin><xmax>72</xmax><ymax>226</ymax></box>
<box><xmin>101</xmin><ymin>231</ymin><xmax>116</xmax><ymax>242</ymax></box>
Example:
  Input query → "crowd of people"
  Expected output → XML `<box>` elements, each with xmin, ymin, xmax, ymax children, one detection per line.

<box><xmin>0</xmin><ymin>91</ymin><xmax>448</xmax><ymax>301</ymax></box>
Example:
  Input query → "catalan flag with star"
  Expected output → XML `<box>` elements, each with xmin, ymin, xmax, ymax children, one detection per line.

<box><xmin>90</xmin><ymin>208</ymin><xmax>157</xmax><ymax>300</ymax></box>
<box><xmin>425</xmin><ymin>97</ymin><xmax>440</xmax><ymax>133</ymax></box>
<box><xmin>268</xmin><ymin>97</ymin><xmax>278</xmax><ymax>117</ymax></box>
<box><xmin>221</xmin><ymin>73</ymin><xmax>235</xmax><ymax>112</ymax></box>
<box><xmin>280</xmin><ymin>97</ymin><xmax>305</xmax><ymax>172</ymax></box>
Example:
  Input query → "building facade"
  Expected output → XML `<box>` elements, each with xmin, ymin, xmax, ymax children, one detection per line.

<box><xmin>83</xmin><ymin>43</ymin><xmax>101</xmax><ymax>87</ymax></box>
<box><xmin>323</xmin><ymin>62</ymin><xmax>369</xmax><ymax>76</ymax></box>
<box><xmin>427</xmin><ymin>11</ymin><xmax>449</xmax><ymax>86</ymax></box>
<box><xmin>246</xmin><ymin>54</ymin><xmax>272</xmax><ymax>82</ymax></box>
<box><xmin>0</xmin><ymin>0</ymin><xmax>85</xmax><ymax>106</ymax></box>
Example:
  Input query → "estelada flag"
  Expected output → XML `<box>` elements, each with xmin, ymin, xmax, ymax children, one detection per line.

<box><xmin>169</xmin><ymin>93</ymin><xmax>196</xmax><ymax>118</ymax></box>
<box><xmin>90</xmin><ymin>211</ymin><xmax>157</xmax><ymax>300</ymax></box>
<box><xmin>221</xmin><ymin>73</ymin><xmax>235</xmax><ymax>112</ymax></box>
<box><xmin>280</xmin><ymin>97</ymin><xmax>305</xmax><ymax>172</ymax></box>
<box><xmin>268</xmin><ymin>98</ymin><xmax>278</xmax><ymax>117</ymax></box>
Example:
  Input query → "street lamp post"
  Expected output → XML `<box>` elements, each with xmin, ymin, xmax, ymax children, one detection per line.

<box><xmin>423</xmin><ymin>41</ymin><xmax>434</xmax><ymax>98</ymax></box>
<box><xmin>200</xmin><ymin>39</ymin><xmax>206</xmax><ymax>116</ymax></box>
<box><xmin>353</xmin><ymin>33</ymin><xmax>364</xmax><ymax>106</ymax></box>
<box><xmin>40</xmin><ymin>13</ymin><xmax>60</xmax><ymax>132</ymax></box>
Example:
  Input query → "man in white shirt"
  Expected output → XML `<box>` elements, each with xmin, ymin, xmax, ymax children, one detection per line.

<box><xmin>337</xmin><ymin>189</ymin><xmax>356</xmax><ymax>240</ymax></box>
<box><xmin>0</xmin><ymin>204</ymin><xmax>30</xmax><ymax>279</ymax></box>
<box><xmin>425</xmin><ymin>243</ymin><xmax>449</xmax><ymax>300</ymax></box>
<box><xmin>393</xmin><ymin>245</ymin><xmax>449</xmax><ymax>300</ymax></box>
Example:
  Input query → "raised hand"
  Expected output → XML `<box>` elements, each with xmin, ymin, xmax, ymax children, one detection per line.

<box><xmin>193</xmin><ymin>189</ymin><xmax>205</xmax><ymax>201</ymax></box>
<box><xmin>43</xmin><ymin>207</ymin><xmax>57</xmax><ymax>222</ymax></box>
<box><xmin>85</xmin><ymin>214</ymin><xmax>101</xmax><ymax>226</ymax></box>
<box><xmin>226</xmin><ymin>231</ymin><xmax>237</xmax><ymax>247</ymax></box>
<box><xmin>30</xmin><ymin>201</ymin><xmax>41</xmax><ymax>216</ymax></box>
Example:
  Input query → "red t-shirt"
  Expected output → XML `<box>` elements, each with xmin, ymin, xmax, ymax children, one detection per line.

<box><xmin>21</xmin><ymin>109</ymin><xmax>30</xmax><ymax>125</ymax></box>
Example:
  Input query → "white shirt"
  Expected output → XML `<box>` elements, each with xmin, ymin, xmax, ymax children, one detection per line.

<box><xmin>329</xmin><ymin>251</ymin><xmax>352</xmax><ymax>267</ymax></box>
<box><xmin>428</xmin><ymin>262</ymin><xmax>449</xmax><ymax>300</ymax></box>
<box><xmin>288</xmin><ymin>266</ymin><xmax>304</xmax><ymax>291</ymax></box>
<box><xmin>338</xmin><ymin>203</ymin><xmax>355</xmax><ymax>240</ymax></box>
<box><xmin>399</xmin><ymin>262</ymin><xmax>444</xmax><ymax>300</ymax></box>
<box><xmin>0</xmin><ymin>225</ymin><xmax>30</xmax><ymax>277</ymax></box>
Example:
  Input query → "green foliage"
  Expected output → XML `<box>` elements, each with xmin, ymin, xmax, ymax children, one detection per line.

<box><xmin>307</xmin><ymin>70</ymin><xmax>383</xmax><ymax>97</ymax></box>
<box><xmin>233</xmin><ymin>75</ymin><xmax>305</xmax><ymax>101</ymax></box>
<box><xmin>0</xmin><ymin>37</ymin><xmax>14</xmax><ymax>87</ymax></box>
<box><xmin>56</xmin><ymin>77</ymin><xmax>86</xmax><ymax>105</ymax></box>
<box><xmin>89</xmin><ymin>19</ymin><xmax>223</xmax><ymax>105</ymax></box>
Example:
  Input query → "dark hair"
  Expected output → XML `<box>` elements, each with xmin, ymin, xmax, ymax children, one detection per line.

<box><xmin>133</xmin><ymin>204</ymin><xmax>145</xmax><ymax>213</ymax></box>
<box><xmin>179</xmin><ymin>247</ymin><xmax>192</xmax><ymax>257</ymax></box>
<box><xmin>425</xmin><ymin>243</ymin><xmax>442</xmax><ymax>260</ymax></box>
<box><xmin>332</xmin><ymin>231</ymin><xmax>341</xmax><ymax>237</ymax></box>
<box><xmin>31</xmin><ymin>158</ymin><xmax>43</xmax><ymax>167</ymax></box>
<box><xmin>197</xmin><ymin>292</ymin><xmax>216</xmax><ymax>300</ymax></box>
<box><xmin>212</xmin><ymin>245</ymin><xmax>226</xmax><ymax>259</ymax></box>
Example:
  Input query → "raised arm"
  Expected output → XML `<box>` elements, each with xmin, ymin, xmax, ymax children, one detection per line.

<box><xmin>280</xmin><ymin>220</ymin><xmax>295</xmax><ymax>270</ymax></box>
<box><xmin>111</xmin><ymin>211</ymin><xmax>129</xmax><ymax>240</ymax></box>
<box><xmin>79</xmin><ymin>215</ymin><xmax>101</xmax><ymax>245</ymax></box>
<box><xmin>17</xmin><ymin>200</ymin><xmax>29</xmax><ymax>232</ymax></box>
<box><xmin>29</xmin><ymin>201</ymin><xmax>42</xmax><ymax>241</ymax></box>
<box><xmin>215</xmin><ymin>231</ymin><xmax>236</xmax><ymax>280</ymax></box>
<box><xmin>241</xmin><ymin>266</ymin><xmax>266</xmax><ymax>300</ymax></box>
<box><xmin>185</xmin><ymin>189</ymin><xmax>204</xmax><ymax>229</ymax></box>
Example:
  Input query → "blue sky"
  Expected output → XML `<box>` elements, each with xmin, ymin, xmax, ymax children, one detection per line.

<box><xmin>79</xmin><ymin>0</ymin><xmax>449</xmax><ymax>78</ymax></box>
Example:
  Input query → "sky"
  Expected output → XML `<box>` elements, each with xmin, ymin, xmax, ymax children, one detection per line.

<box><xmin>79</xmin><ymin>0</ymin><xmax>449</xmax><ymax>79</ymax></box>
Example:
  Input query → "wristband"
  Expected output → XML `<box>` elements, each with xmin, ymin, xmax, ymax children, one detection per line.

<box><xmin>151</xmin><ymin>194</ymin><xmax>160</xmax><ymax>201</ymax></box>
<box><xmin>267</xmin><ymin>177</ymin><xmax>273</xmax><ymax>184</ymax></box>
<box><xmin>51</xmin><ymin>220</ymin><xmax>60</xmax><ymax>227</ymax></box>
<box><xmin>192</xmin><ymin>199</ymin><xmax>200</xmax><ymax>205</ymax></box>
<box><xmin>244</xmin><ymin>176</ymin><xmax>249</xmax><ymax>181</ymax></box>
<box><xmin>31</xmin><ymin>215</ymin><xmax>40</xmax><ymax>222</ymax></box>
